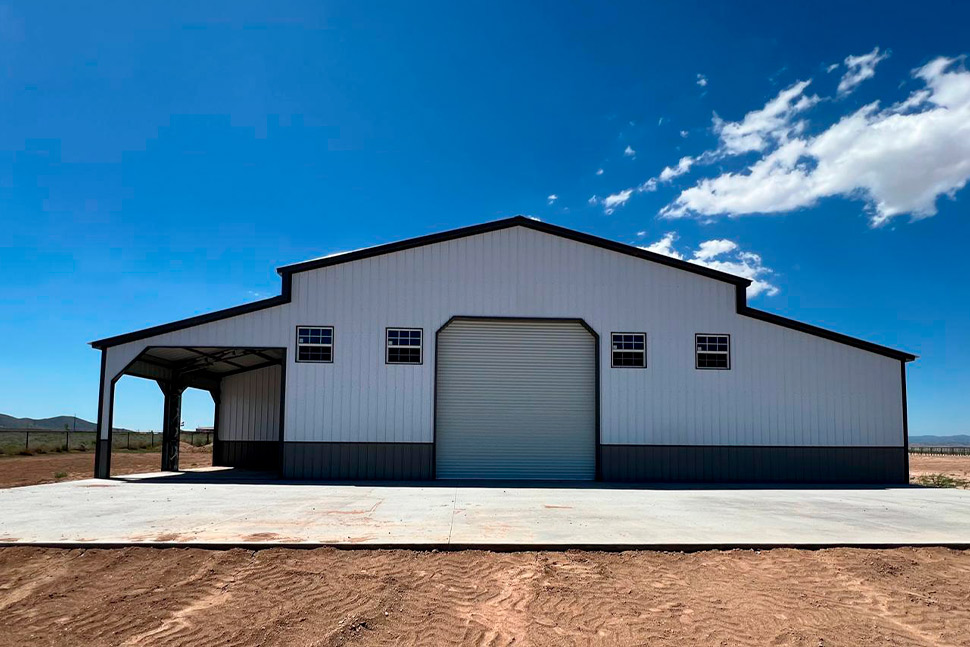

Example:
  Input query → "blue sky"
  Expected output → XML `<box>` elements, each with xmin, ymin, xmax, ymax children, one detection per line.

<box><xmin>1</xmin><ymin>1</ymin><xmax>968</xmax><ymax>434</ymax></box>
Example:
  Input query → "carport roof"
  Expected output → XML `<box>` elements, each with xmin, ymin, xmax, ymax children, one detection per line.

<box><xmin>122</xmin><ymin>346</ymin><xmax>284</xmax><ymax>389</ymax></box>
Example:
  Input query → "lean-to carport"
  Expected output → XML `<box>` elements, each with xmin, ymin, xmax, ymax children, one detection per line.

<box><xmin>93</xmin><ymin>346</ymin><xmax>286</xmax><ymax>479</ymax></box>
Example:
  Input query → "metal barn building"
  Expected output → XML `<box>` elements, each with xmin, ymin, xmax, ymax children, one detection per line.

<box><xmin>91</xmin><ymin>217</ymin><xmax>916</xmax><ymax>483</ymax></box>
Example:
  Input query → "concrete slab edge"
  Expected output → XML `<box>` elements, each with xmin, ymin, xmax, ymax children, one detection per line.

<box><xmin>2</xmin><ymin>542</ymin><xmax>969</xmax><ymax>552</ymax></box>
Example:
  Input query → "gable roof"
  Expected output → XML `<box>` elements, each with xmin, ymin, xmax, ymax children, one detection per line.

<box><xmin>90</xmin><ymin>216</ymin><xmax>916</xmax><ymax>361</ymax></box>
<box><xmin>275</xmin><ymin>216</ymin><xmax>752</xmax><ymax>287</ymax></box>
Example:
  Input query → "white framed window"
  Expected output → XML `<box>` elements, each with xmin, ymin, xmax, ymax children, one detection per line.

<box><xmin>696</xmin><ymin>333</ymin><xmax>730</xmax><ymax>370</ymax></box>
<box><xmin>296</xmin><ymin>326</ymin><xmax>333</xmax><ymax>363</ymax></box>
<box><xmin>612</xmin><ymin>332</ymin><xmax>646</xmax><ymax>368</ymax></box>
<box><xmin>386</xmin><ymin>328</ymin><xmax>422</xmax><ymax>364</ymax></box>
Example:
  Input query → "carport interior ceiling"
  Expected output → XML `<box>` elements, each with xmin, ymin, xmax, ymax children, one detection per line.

<box><xmin>123</xmin><ymin>347</ymin><xmax>284</xmax><ymax>390</ymax></box>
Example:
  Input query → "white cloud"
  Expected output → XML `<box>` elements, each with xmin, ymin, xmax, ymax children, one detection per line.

<box><xmin>697</xmin><ymin>74</ymin><xmax>708</xmax><ymax>87</ymax></box>
<box><xmin>680</xmin><ymin>130</ymin><xmax>689</xmax><ymax>138</ymax></box>
<box><xmin>693</xmin><ymin>238</ymin><xmax>738</xmax><ymax>260</ymax></box>
<box><xmin>594</xmin><ymin>156</ymin><xmax>692</xmax><ymax>214</ymax></box>
<box><xmin>638</xmin><ymin>178</ymin><xmax>658</xmax><ymax>192</ymax></box>
<box><xmin>623</xmin><ymin>145</ymin><xmax>636</xmax><ymax>158</ymax></box>
<box><xmin>714</xmin><ymin>80</ymin><xmax>819</xmax><ymax>154</ymax></box>
<box><xmin>588</xmin><ymin>194</ymin><xmax>599</xmax><ymax>205</ymax></box>
<box><xmin>658</xmin><ymin>117</ymin><xmax>665</xmax><ymax>126</ymax></box>
<box><xmin>547</xmin><ymin>194</ymin><xmax>558</xmax><ymax>204</ymax></box>
<box><xmin>658</xmin><ymin>156</ymin><xmax>695</xmax><ymax>182</ymax></box>
<box><xmin>596</xmin><ymin>168</ymin><xmax>604</xmax><ymax>175</ymax></box>
<box><xmin>642</xmin><ymin>232</ymin><xmax>682</xmax><ymax>259</ymax></box>
<box><xmin>602</xmin><ymin>188</ymin><xmax>633</xmax><ymax>214</ymax></box>
<box><xmin>640</xmin><ymin>232</ymin><xmax>778</xmax><ymax>297</ymax></box>
<box><xmin>595</xmin><ymin>80</ymin><xmax>820</xmax><ymax>216</ymax></box>
<box><xmin>837</xmin><ymin>47</ymin><xmax>889</xmax><ymax>96</ymax></box>
<box><xmin>826</xmin><ymin>63</ymin><xmax>839</xmax><ymax>73</ymax></box>
<box><xmin>663</xmin><ymin>56</ymin><xmax>970</xmax><ymax>226</ymax></box>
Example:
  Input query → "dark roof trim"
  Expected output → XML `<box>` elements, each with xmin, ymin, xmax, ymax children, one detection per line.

<box><xmin>275</xmin><ymin>215</ymin><xmax>752</xmax><ymax>287</ymax></box>
<box><xmin>90</xmin><ymin>294</ymin><xmax>290</xmax><ymax>349</ymax></box>
<box><xmin>90</xmin><ymin>216</ymin><xmax>916</xmax><ymax>361</ymax></box>
<box><xmin>735</xmin><ymin>287</ymin><xmax>916</xmax><ymax>362</ymax></box>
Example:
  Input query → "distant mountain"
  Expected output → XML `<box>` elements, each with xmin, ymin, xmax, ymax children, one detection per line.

<box><xmin>0</xmin><ymin>414</ymin><xmax>97</xmax><ymax>431</ymax></box>
<box><xmin>910</xmin><ymin>434</ymin><xmax>970</xmax><ymax>447</ymax></box>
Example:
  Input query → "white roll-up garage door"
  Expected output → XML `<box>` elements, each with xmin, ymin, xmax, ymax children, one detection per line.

<box><xmin>435</xmin><ymin>319</ymin><xmax>596</xmax><ymax>480</ymax></box>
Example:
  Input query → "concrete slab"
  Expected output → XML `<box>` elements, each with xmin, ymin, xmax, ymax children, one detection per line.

<box><xmin>1</xmin><ymin>469</ymin><xmax>969</xmax><ymax>549</ymax></box>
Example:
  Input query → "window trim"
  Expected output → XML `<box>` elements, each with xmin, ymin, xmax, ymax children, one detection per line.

<box><xmin>611</xmin><ymin>331</ymin><xmax>647</xmax><ymax>369</ymax></box>
<box><xmin>295</xmin><ymin>325</ymin><xmax>334</xmax><ymax>364</ymax></box>
<box><xmin>695</xmin><ymin>333</ymin><xmax>731</xmax><ymax>370</ymax></box>
<box><xmin>385</xmin><ymin>327</ymin><xmax>424</xmax><ymax>365</ymax></box>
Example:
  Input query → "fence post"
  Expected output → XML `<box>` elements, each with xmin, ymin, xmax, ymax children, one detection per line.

<box><xmin>25</xmin><ymin>430</ymin><xmax>29</xmax><ymax>452</ymax></box>
<box><xmin>66</xmin><ymin>430</ymin><xmax>69</xmax><ymax>451</ymax></box>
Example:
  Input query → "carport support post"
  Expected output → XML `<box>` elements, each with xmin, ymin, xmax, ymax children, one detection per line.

<box><xmin>209</xmin><ymin>387</ymin><xmax>222</xmax><ymax>467</ymax></box>
<box><xmin>93</xmin><ymin>350</ymin><xmax>112</xmax><ymax>479</ymax></box>
<box><xmin>158</xmin><ymin>380</ymin><xmax>186</xmax><ymax>472</ymax></box>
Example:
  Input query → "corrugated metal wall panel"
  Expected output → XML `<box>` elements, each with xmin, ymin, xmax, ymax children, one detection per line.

<box><xmin>99</xmin><ymin>224</ymin><xmax>905</xmax><ymax>452</ymax></box>
<box><xmin>281</xmin><ymin>442</ymin><xmax>433</xmax><ymax>480</ymax></box>
<box><xmin>600</xmin><ymin>445</ymin><xmax>907</xmax><ymax>483</ymax></box>
<box><xmin>436</xmin><ymin>320</ymin><xmax>596</xmax><ymax>480</ymax></box>
<box><xmin>219</xmin><ymin>364</ymin><xmax>281</xmax><ymax>442</ymax></box>
<box><xmin>213</xmin><ymin>440</ymin><xmax>279</xmax><ymax>470</ymax></box>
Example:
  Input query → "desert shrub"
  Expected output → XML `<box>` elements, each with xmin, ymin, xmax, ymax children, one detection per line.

<box><xmin>915</xmin><ymin>473</ymin><xmax>970</xmax><ymax>488</ymax></box>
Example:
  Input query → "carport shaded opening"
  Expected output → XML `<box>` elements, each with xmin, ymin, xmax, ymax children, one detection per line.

<box><xmin>99</xmin><ymin>346</ymin><xmax>286</xmax><ymax>478</ymax></box>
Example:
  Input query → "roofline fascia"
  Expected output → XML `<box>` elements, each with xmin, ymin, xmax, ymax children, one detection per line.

<box><xmin>90</xmin><ymin>216</ymin><xmax>916</xmax><ymax>361</ymax></box>
<box><xmin>89</xmin><ymin>292</ymin><xmax>291</xmax><ymax>350</ymax></box>
<box><xmin>275</xmin><ymin>216</ymin><xmax>752</xmax><ymax>288</ymax></box>
<box><xmin>733</xmin><ymin>284</ymin><xmax>917</xmax><ymax>362</ymax></box>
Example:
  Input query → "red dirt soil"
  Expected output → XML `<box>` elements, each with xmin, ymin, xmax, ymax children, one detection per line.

<box><xmin>0</xmin><ymin>546</ymin><xmax>968</xmax><ymax>646</ymax></box>
<box><xmin>0</xmin><ymin>443</ymin><xmax>212</xmax><ymax>489</ymax></box>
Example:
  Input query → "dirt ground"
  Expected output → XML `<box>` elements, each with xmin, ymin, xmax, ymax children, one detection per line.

<box><xmin>909</xmin><ymin>454</ymin><xmax>970</xmax><ymax>487</ymax></box>
<box><xmin>0</xmin><ymin>546</ymin><xmax>967</xmax><ymax>647</ymax></box>
<box><xmin>0</xmin><ymin>443</ymin><xmax>212</xmax><ymax>489</ymax></box>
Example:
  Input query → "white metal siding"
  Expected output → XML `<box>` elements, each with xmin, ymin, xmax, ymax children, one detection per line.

<box><xmin>436</xmin><ymin>320</ymin><xmax>596</xmax><ymax>479</ymax></box>
<box><xmin>219</xmin><ymin>364</ymin><xmax>281</xmax><ymax>442</ymax></box>
<box><xmin>99</xmin><ymin>225</ymin><xmax>905</xmax><ymax>449</ymax></box>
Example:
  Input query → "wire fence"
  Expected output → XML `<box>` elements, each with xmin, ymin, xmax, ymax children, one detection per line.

<box><xmin>0</xmin><ymin>429</ymin><xmax>212</xmax><ymax>456</ymax></box>
<box><xmin>909</xmin><ymin>446</ymin><xmax>970</xmax><ymax>456</ymax></box>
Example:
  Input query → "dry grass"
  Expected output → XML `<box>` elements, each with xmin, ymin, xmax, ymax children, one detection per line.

<box><xmin>909</xmin><ymin>454</ymin><xmax>970</xmax><ymax>489</ymax></box>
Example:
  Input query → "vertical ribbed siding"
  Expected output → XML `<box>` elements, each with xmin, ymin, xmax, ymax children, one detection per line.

<box><xmin>281</xmin><ymin>442</ymin><xmax>433</xmax><ymax>480</ymax></box>
<box><xmin>99</xmin><ymin>224</ymin><xmax>905</xmax><ymax>454</ymax></box>
<box><xmin>213</xmin><ymin>440</ymin><xmax>280</xmax><ymax>470</ymax></box>
<box><xmin>600</xmin><ymin>445</ymin><xmax>908</xmax><ymax>484</ymax></box>
<box><xmin>219</xmin><ymin>364</ymin><xmax>281</xmax><ymax>442</ymax></box>
<box><xmin>435</xmin><ymin>320</ymin><xmax>596</xmax><ymax>480</ymax></box>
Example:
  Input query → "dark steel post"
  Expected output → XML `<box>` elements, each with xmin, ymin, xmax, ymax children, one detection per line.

<box><xmin>210</xmin><ymin>387</ymin><xmax>222</xmax><ymax>467</ymax></box>
<box><xmin>159</xmin><ymin>380</ymin><xmax>185</xmax><ymax>472</ymax></box>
